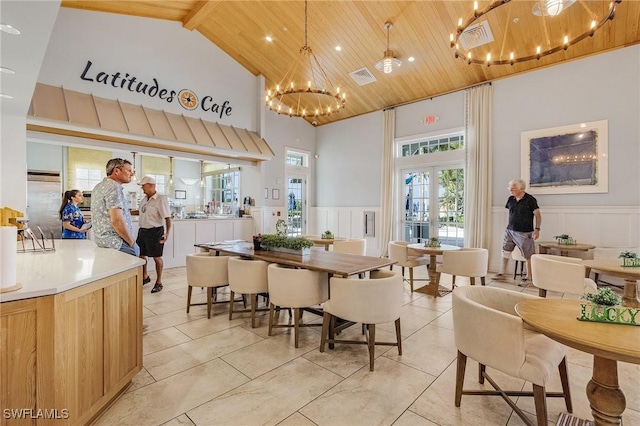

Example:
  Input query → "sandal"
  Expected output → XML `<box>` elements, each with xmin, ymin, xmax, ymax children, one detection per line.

<box><xmin>151</xmin><ymin>283</ymin><xmax>163</xmax><ymax>293</ymax></box>
<box><xmin>143</xmin><ymin>276</ymin><xmax>151</xmax><ymax>285</ymax></box>
<box><xmin>492</xmin><ymin>273</ymin><xmax>506</xmax><ymax>280</ymax></box>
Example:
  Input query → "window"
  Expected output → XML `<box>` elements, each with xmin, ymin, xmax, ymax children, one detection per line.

<box><xmin>145</xmin><ymin>174</ymin><xmax>166</xmax><ymax>195</ymax></box>
<box><xmin>286</xmin><ymin>151</ymin><xmax>307</xmax><ymax>166</ymax></box>
<box><xmin>400</xmin><ymin>134</ymin><xmax>464</xmax><ymax>157</ymax></box>
<box><xmin>205</xmin><ymin>170</ymin><xmax>240</xmax><ymax>209</ymax></box>
<box><xmin>75</xmin><ymin>168</ymin><xmax>102</xmax><ymax>191</ymax></box>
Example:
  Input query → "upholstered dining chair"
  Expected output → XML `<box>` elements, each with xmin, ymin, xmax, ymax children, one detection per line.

<box><xmin>267</xmin><ymin>263</ymin><xmax>329</xmax><ymax>347</ymax></box>
<box><xmin>320</xmin><ymin>269</ymin><xmax>403</xmax><ymax>371</ymax></box>
<box><xmin>228</xmin><ymin>256</ymin><xmax>269</xmax><ymax>328</ymax></box>
<box><xmin>452</xmin><ymin>286</ymin><xmax>572</xmax><ymax>426</ymax></box>
<box><xmin>388</xmin><ymin>241</ymin><xmax>427</xmax><ymax>292</ymax></box>
<box><xmin>531</xmin><ymin>254</ymin><xmax>597</xmax><ymax>298</ymax></box>
<box><xmin>186</xmin><ymin>253</ymin><xmax>242</xmax><ymax>319</ymax></box>
<box><xmin>333</xmin><ymin>238</ymin><xmax>367</xmax><ymax>256</ymax></box>
<box><xmin>435</xmin><ymin>248</ymin><xmax>488</xmax><ymax>291</ymax></box>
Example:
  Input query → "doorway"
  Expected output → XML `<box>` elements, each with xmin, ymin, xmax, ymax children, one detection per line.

<box><xmin>402</xmin><ymin>166</ymin><xmax>464</xmax><ymax>246</ymax></box>
<box><xmin>286</xmin><ymin>175</ymin><xmax>305</xmax><ymax>236</ymax></box>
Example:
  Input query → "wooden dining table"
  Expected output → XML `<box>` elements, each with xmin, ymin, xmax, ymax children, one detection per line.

<box><xmin>583</xmin><ymin>259</ymin><xmax>640</xmax><ymax>308</ymax></box>
<box><xmin>303</xmin><ymin>235</ymin><xmax>347</xmax><ymax>251</ymax></box>
<box><xmin>537</xmin><ymin>241</ymin><xmax>596</xmax><ymax>257</ymax></box>
<box><xmin>195</xmin><ymin>241</ymin><xmax>393</xmax><ymax>277</ymax></box>
<box><xmin>516</xmin><ymin>299</ymin><xmax>640</xmax><ymax>426</ymax></box>
<box><xmin>407</xmin><ymin>243</ymin><xmax>460</xmax><ymax>296</ymax></box>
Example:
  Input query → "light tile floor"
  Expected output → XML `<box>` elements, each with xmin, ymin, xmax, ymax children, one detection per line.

<box><xmin>95</xmin><ymin>266</ymin><xmax>640</xmax><ymax>426</ymax></box>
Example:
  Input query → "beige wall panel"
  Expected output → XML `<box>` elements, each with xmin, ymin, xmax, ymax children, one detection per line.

<box><xmin>220</xmin><ymin>125</ymin><xmax>246</xmax><ymax>152</ymax></box>
<box><xmin>203</xmin><ymin>122</ymin><xmax>232</xmax><ymax>150</ymax></box>
<box><xmin>184</xmin><ymin>117</ymin><xmax>214</xmax><ymax>147</ymax></box>
<box><xmin>94</xmin><ymin>97</ymin><xmax>128</xmax><ymax>132</ymax></box>
<box><xmin>143</xmin><ymin>107</ymin><xmax>177</xmax><ymax>140</ymax></box>
<box><xmin>63</xmin><ymin>89</ymin><xmax>100</xmax><ymax>127</ymax></box>
<box><xmin>31</xmin><ymin>83</ymin><xmax>68</xmax><ymax>121</ymax></box>
<box><xmin>120</xmin><ymin>103</ymin><xmax>154</xmax><ymax>137</ymax></box>
<box><xmin>165</xmin><ymin>113</ymin><xmax>196</xmax><ymax>144</ymax></box>
<box><xmin>248</xmin><ymin>131</ymin><xmax>275</xmax><ymax>156</ymax></box>
<box><xmin>235</xmin><ymin>128</ymin><xmax>260</xmax><ymax>154</ymax></box>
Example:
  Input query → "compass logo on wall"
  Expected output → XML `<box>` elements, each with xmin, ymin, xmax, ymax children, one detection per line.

<box><xmin>178</xmin><ymin>89</ymin><xmax>198</xmax><ymax>111</ymax></box>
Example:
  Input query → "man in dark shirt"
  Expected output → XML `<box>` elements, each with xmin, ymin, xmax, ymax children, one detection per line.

<box><xmin>493</xmin><ymin>178</ymin><xmax>541</xmax><ymax>283</ymax></box>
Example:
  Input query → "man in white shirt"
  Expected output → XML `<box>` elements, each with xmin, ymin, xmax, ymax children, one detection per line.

<box><xmin>136</xmin><ymin>176</ymin><xmax>171</xmax><ymax>293</ymax></box>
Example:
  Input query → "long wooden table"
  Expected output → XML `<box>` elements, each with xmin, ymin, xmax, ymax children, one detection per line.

<box><xmin>516</xmin><ymin>299</ymin><xmax>640</xmax><ymax>426</ymax></box>
<box><xmin>195</xmin><ymin>242</ymin><xmax>396</xmax><ymax>347</ymax></box>
<box><xmin>196</xmin><ymin>242</ymin><xmax>394</xmax><ymax>277</ymax></box>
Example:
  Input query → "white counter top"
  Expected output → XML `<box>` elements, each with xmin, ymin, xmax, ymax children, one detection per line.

<box><xmin>1</xmin><ymin>240</ymin><xmax>145</xmax><ymax>303</ymax></box>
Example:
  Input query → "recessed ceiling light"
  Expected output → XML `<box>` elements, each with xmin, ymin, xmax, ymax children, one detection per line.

<box><xmin>0</xmin><ymin>23</ymin><xmax>21</xmax><ymax>35</ymax></box>
<box><xmin>265</xmin><ymin>36</ymin><xmax>273</xmax><ymax>42</ymax></box>
<box><xmin>335</xmin><ymin>46</ymin><xmax>342</xmax><ymax>51</ymax></box>
<box><xmin>408</xmin><ymin>57</ymin><xmax>415</xmax><ymax>62</ymax></box>
<box><xmin>0</xmin><ymin>66</ymin><xmax>16</xmax><ymax>74</ymax></box>
<box><xmin>0</xmin><ymin>93</ymin><xmax>14</xmax><ymax>99</ymax></box>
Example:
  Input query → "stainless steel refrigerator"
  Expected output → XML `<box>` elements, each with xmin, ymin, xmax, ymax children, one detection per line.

<box><xmin>26</xmin><ymin>170</ymin><xmax>62</xmax><ymax>239</ymax></box>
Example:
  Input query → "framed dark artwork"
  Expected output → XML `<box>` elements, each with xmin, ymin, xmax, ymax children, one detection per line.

<box><xmin>521</xmin><ymin>120</ymin><xmax>608</xmax><ymax>194</ymax></box>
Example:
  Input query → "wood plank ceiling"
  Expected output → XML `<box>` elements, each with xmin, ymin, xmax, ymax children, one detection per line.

<box><xmin>61</xmin><ymin>1</ymin><xmax>640</xmax><ymax>126</ymax></box>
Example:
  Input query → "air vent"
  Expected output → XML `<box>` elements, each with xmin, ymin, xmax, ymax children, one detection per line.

<box><xmin>459</xmin><ymin>20</ymin><xmax>494</xmax><ymax>50</ymax></box>
<box><xmin>349</xmin><ymin>67</ymin><xmax>377</xmax><ymax>86</ymax></box>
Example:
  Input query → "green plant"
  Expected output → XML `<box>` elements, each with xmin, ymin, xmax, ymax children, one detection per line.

<box><xmin>554</xmin><ymin>234</ymin><xmax>570</xmax><ymax>240</ymax></box>
<box><xmin>260</xmin><ymin>234</ymin><xmax>314</xmax><ymax>250</ymax></box>
<box><xmin>582</xmin><ymin>288</ymin><xmax>622</xmax><ymax>307</ymax></box>
<box><xmin>618</xmin><ymin>250</ymin><xmax>638</xmax><ymax>259</ymax></box>
<box><xmin>322</xmin><ymin>230</ymin><xmax>334</xmax><ymax>239</ymax></box>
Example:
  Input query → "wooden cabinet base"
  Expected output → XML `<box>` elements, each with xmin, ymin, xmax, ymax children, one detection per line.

<box><xmin>1</xmin><ymin>267</ymin><xmax>143</xmax><ymax>425</ymax></box>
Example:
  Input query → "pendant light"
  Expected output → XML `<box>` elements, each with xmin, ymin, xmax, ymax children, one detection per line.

<box><xmin>169</xmin><ymin>156</ymin><xmax>174</xmax><ymax>186</ymax></box>
<box><xmin>375</xmin><ymin>22</ymin><xmax>402</xmax><ymax>74</ymax></box>
<box><xmin>131</xmin><ymin>151</ymin><xmax>137</xmax><ymax>181</ymax></box>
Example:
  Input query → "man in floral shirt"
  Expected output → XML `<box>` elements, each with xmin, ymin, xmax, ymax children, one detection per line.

<box><xmin>91</xmin><ymin>158</ymin><xmax>139</xmax><ymax>256</ymax></box>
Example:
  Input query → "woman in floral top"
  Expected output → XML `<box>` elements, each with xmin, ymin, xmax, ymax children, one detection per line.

<box><xmin>59</xmin><ymin>190</ymin><xmax>89</xmax><ymax>239</ymax></box>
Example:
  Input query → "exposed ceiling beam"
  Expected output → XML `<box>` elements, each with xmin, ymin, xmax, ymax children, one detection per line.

<box><xmin>182</xmin><ymin>1</ymin><xmax>220</xmax><ymax>31</ymax></box>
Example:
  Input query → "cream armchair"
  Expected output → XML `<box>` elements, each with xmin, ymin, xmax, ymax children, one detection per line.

<box><xmin>267</xmin><ymin>263</ymin><xmax>328</xmax><ymax>347</ymax></box>
<box><xmin>320</xmin><ymin>270</ymin><xmax>403</xmax><ymax>371</ymax></box>
<box><xmin>388</xmin><ymin>241</ymin><xmax>427</xmax><ymax>292</ymax></box>
<box><xmin>531</xmin><ymin>254</ymin><xmax>597</xmax><ymax>298</ymax></box>
<box><xmin>452</xmin><ymin>286</ymin><xmax>572</xmax><ymax>426</ymax></box>
<box><xmin>186</xmin><ymin>253</ymin><xmax>242</xmax><ymax>319</ymax></box>
<box><xmin>435</xmin><ymin>248</ymin><xmax>488</xmax><ymax>290</ymax></box>
<box><xmin>228</xmin><ymin>256</ymin><xmax>269</xmax><ymax>328</ymax></box>
<box><xmin>333</xmin><ymin>238</ymin><xmax>366</xmax><ymax>255</ymax></box>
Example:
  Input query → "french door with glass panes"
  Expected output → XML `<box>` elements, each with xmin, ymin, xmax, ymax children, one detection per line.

<box><xmin>286</xmin><ymin>175</ymin><xmax>306</xmax><ymax>236</ymax></box>
<box><xmin>402</xmin><ymin>166</ymin><xmax>464</xmax><ymax>247</ymax></box>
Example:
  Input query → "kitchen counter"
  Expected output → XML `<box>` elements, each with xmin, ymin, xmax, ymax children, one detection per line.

<box><xmin>1</xmin><ymin>239</ymin><xmax>144</xmax><ymax>425</ymax></box>
<box><xmin>2</xmin><ymin>239</ymin><xmax>144</xmax><ymax>302</ymax></box>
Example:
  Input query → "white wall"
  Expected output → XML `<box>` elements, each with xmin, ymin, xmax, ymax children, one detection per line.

<box><xmin>315</xmin><ymin>111</ymin><xmax>383</xmax><ymax>207</ymax></box>
<box><xmin>37</xmin><ymin>8</ymin><xmax>258</xmax><ymax>130</ymax></box>
<box><xmin>395</xmin><ymin>91</ymin><xmax>465</xmax><ymax>138</ymax></box>
<box><xmin>492</xmin><ymin>46</ymin><xmax>640</xmax><ymax>207</ymax></box>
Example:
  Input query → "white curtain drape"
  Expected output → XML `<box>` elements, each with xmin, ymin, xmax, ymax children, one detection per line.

<box><xmin>465</xmin><ymin>84</ymin><xmax>493</xmax><ymax>248</ymax></box>
<box><xmin>379</xmin><ymin>108</ymin><xmax>396</xmax><ymax>257</ymax></box>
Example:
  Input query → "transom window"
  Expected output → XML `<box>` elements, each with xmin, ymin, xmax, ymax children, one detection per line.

<box><xmin>286</xmin><ymin>151</ymin><xmax>308</xmax><ymax>167</ymax></box>
<box><xmin>401</xmin><ymin>134</ymin><xmax>464</xmax><ymax>157</ymax></box>
<box><xmin>75</xmin><ymin>168</ymin><xmax>102</xmax><ymax>191</ymax></box>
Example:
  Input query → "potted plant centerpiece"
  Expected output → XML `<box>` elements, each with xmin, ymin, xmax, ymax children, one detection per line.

<box><xmin>619</xmin><ymin>250</ymin><xmax>640</xmax><ymax>267</ymax></box>
<box><xmin>321</xmin><ymin>230</ymin><xmax>334</xmax><ymax>239</ymax></box>
<box><xmin>260</xmin><ymin>234</ymin><xmax>314</xmax><ymax>256</ymax></box>
<box><xmin>578</xmin><ymin>288</ymin><xmax>639</xmax><ymax>326</ymax></box>
<box><xmin>425</xmin><ymin>237</ymin><xmax>441</xmax><ymax>248</ymax></box>
<box><xmin>553</xmin><ymin>234</ymin><xmax>576</xmax><ymax>245</ymax></box>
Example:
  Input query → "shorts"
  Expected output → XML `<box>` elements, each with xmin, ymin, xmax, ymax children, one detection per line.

<box><xmin>501</xmin><ymin>229</ymin><xmax>536</xmax><ymax>259</ymax></box>
<box><xmin>137</xmin><ymin>226</ymin><xmax>165</xmax><ymax>258</ymax></box>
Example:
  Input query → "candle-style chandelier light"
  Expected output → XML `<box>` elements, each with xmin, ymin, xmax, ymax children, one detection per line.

<box><xmin>265</xmin><ymin>0</ymin><xmax>346</xmax><ymax>118</ymax></box>
<box><xmin>450</xmin><ymin>0</ymin><xmax>621</xmax><ymax>66</ymax></box>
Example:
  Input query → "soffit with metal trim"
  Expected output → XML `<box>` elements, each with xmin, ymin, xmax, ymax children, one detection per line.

<box><xmin>26</xmin><ymin>83</ymin><xmax>274</xmax><ymax>163</ymax></box>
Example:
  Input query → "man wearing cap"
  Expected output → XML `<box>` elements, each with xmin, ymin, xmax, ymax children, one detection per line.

<box><xmin>137</xmin><ymin>176</ymin><xmax>171</xmax><ymax>293</ymax></box>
